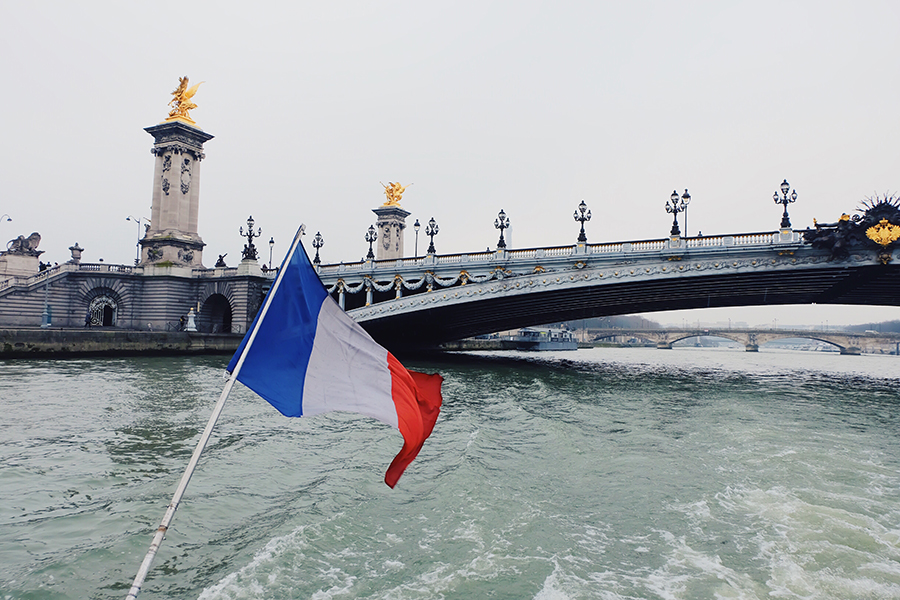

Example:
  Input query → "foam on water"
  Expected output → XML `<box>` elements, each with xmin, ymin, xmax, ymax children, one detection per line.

<box><xmin>3</xmin><ymin>350</ymin><xmax>900</xmax><ymax>599</ymax></box>
<box><xmin>194</xmin><ymin>350</ymin><xmax>900</xmax><ymax>599</ymax></box>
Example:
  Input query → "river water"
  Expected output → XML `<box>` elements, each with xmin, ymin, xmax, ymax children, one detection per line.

<box><xmin>1</xmin><ymin>347</ymin><xmax>899</xmax><ymax>599</ymax></box>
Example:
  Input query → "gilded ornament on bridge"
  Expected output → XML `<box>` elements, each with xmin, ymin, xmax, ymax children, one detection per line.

<box><xmin>164</xmin><ymin>76</ymin><xmax>204</xmax><ymax>126</ymax></box>
<box><xmin>381</xmin><ymin>182</ymin><xmax>410</xmax><ymax>207</ymax></box>
<box><xmin>865</xmin><ymin>219</ymin><xmax>900</xmax><ymax>247</ymax></box>
<box><xmin>803</xmin><ymin>195</ymin><xmax>900</xmax><ymax>260</ymax></box>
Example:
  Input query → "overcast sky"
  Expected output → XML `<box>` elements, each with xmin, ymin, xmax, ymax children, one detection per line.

<box><xmin>2</xmin><ymin>1</ymin><xmax>898</xmax><ymax>327</ymax></box>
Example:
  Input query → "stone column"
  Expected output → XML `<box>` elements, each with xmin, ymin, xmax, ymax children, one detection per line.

<box><xmin>141</xmin><ymin>121</ymin><xmax>214</xmax><ymax>268</ymax></box>
<box><xmin>372</xmin><ymin>205</ymin><xmax>411</xmax><ymax>260</ymax></box>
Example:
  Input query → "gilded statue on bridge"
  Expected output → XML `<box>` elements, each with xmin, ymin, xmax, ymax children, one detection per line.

<box><xmin>381</xmin><ymin>182</ymin><xmax>410</xmax><ymax>207</ymax></box>
<box><xmin>165</xmin><ymin>76</ymin><xmax>204</xmax><ymax>126</ymax></box>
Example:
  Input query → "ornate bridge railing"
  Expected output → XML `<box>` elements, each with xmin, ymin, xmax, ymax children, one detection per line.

<box><xmin>310</xmin><ymin>208</ymin><xmax>900</xmax><ymax>348</ymax></box>
<box><xmin>315</xmin><ymin>230</ymin><xmax>803</xmax><ymax>312</ymax></box>
<box><xmin>318</xmin><ymin>231</ymin><xmax>798</xmax><ymax>276</ymax></box>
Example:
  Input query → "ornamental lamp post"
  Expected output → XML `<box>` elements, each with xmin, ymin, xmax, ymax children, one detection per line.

<box><xmin>573</xmin><ymin>200</ymin><xmax>592</xmax><ymax>243</ymax></box>
<box><xmin>312</xmin><ymin>231</ymin><xmax>324</xmax><ymax>265</ymax></box>
<box><xmin>773</xmin><ymin>179</ymin><xmax>798</xmax><ymax>229</ymax></box>
<box><xmin>495</xmin><ymin>209</ymin><xmax>509</xmax><ymax>249</ymax></box>
<box><xmin>665</xmin><ymin>189</ymin><xmax>690</xmax><ymax>237</ymax></box>
<box><xmin>425</xmin><ymin>217</ymin><xmax>439</xmax><ymax>254</ymax></box>
<box><xmin>268</xmin><ymin>237</ymin><xmax>275</xmax><ymax>270</ymax></box>
<box><xmin>365</xmin><ymin>224</ymin><xmax>377</xmax><ymax>260</ymax></box>
<box><xmin>413</xmin><ymin>219</ymin><xmax>421</xmax><ymax>258</ymax></box>
<box><xmin>126</xmin><ymin>215</ymin><xmax>148</xmax><ymax>265</ymax></box>
<box><xmin>239</xmin><ymin>215</ymin><xmax>261</xmax><ymax>261</ymax></box>
<box><xmin>41</xmin><ymin>278</ymin><xmax>51</xmax><ymax>328</ymax></box>
<box><xmin>0</xmin><ymin>213</ymin><xmax>11</xmax><ymax>223</ymax></box>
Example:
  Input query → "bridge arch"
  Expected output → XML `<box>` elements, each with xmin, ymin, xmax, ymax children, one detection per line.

<box><xmin>83</xmin><ymin>287</ymin><xmax>123</xmax><ymax>327</ymax></box>
<box><xmin>667</xmin><ymin>333</ymin><xmax>745</xmax><ymax>346</ymax></box>
<box><xmin>198</xmin><ymin>293</ymin><xmax>233</xmax><ymax>333</ymax></box>
<box><xmin>751</xmin><ymin>333</ymin><xmax>848</xmax><ymax>352</ymax></box>
<box><xmin>592</xmin><ymin>331</ymin><xmax>659</xmax><ymax>345</ymax></box>
<box><xmin>666</xmin><ymin>333</ymin><xmax>848</xmax><ymax>352</ymax></box>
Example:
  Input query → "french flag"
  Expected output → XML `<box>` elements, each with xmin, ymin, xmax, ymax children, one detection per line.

<box><xmin>226</xmin><ymin>228</ymin><xmax>443</xmax><ymax>488</ymax></box>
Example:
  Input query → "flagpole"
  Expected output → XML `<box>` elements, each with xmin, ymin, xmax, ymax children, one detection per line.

<box><xmin>125</xmin><ymin>224</ymin><xmax>306</xmax><ymax>600</ymax></box>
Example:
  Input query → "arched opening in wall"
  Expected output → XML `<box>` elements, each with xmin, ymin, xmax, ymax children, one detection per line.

<box><xmin>89</xmin><ymin>295</ymin><xmax>118</xmax><ymax>327</ymax></box>
<box><xmin>199</xmin><ymin>294</ymin><xmax>233</xmax><ymax>333</ymax></box>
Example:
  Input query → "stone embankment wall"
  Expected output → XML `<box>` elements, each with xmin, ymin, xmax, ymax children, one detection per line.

<box><xmin>0</xmin><ymin>328</ymin><xmax>242</xmax><ymax>358</ymax></box>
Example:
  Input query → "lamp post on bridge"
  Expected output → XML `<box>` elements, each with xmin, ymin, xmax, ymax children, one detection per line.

<box><xmin>0</xmin><ymin>213</ymin><xmax>11</xmax><ymax>224</ymax></box>
<box><xmin>268</xmin><ymin>237</ymin><xmax>275</xmax><ymax>270</ymax></box>
<box><xmin>126</xmin><ymin>215</ymin><xmax>148</xmax><ymax>265</ymax></box>
<box><xmin>413</xmin><ymin>219</ymin><xmax>420</xmax><ymax>258</ymax></box>
<box><xmin>683</xmin><ymin>192</ymin><xmax>691</xmax><ymax>237</ymax></box>
<box><xmin>573</xmin><ymin>200</ymin><xmax>591</xmax><ymax>243</ymax></box>
<box><xmin>312</xmin><ymin>231</ymin><xmax>324</xmax><ymax>265</ymax></box>
<box><xmin>665</xmin><ymin>190</ymin><xmax>690</xmax><ymax>237</ymax></box>
<box><xmin>365</xmin><ymin>224</ymin><xmax>377</xmax><ymax>260</ymax></box>
<box><xmin>239</xmin><ymin>216</ymin><xmax>261</xmax><ymax>261</ymax></box>
<box><xmin>773</xmin><ymin>179</ymin><xmax>797</xmax><ymax>230</ymax></box>
<box><xmin>495</xmin><ymin>209</ymin><xmax>509</xmax><ymax>249</ymax></box>
<box><xmin>425</xmin><ymin>217</ymin><xmax>439</xmax><ymax>254</ymax></box>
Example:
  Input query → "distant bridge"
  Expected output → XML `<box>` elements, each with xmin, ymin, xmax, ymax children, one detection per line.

<box><xmin>587</xmin><ymin>327</ymin><xmax>900</xmax><ymax>354</ymax></box>
<box><xmin>316</xmin><ymin>228</ymin><xmax>900</xmax><ymax>350</ymax></box>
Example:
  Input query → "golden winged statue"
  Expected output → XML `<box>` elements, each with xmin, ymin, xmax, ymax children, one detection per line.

<box><xmin>164</xmin><ymin>76</ymin><xmax>204</xmax><ymax>125</ymax></box>
<box><xmin>381</xmin><ymin>181</ymin><xmax>410</xmax><ymax>207</ymax></box>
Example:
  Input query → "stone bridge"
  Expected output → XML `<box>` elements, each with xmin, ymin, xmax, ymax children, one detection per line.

<box><xmin>0</xmin><ymin>261</ymin><xmax>271</xmax><ymax>333</ymax></box>
<box><xmin>316</xmin><ymin>226</ymin><xmax>900</xmax><ymax>350</ymax></box>
<box><xmin>589</xmin><ymin>327</ymin><xmax>900</xmax><ymax>354</ymax></box>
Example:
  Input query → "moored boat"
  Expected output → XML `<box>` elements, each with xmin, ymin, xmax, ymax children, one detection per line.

<box><xmin>509</xmin><ymin>327</ymin><xmax>578</xmax><ymax>351</ymax></box>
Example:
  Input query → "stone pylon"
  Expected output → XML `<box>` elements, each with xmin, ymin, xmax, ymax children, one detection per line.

<box><xmin>373</xmin><ymin>204</ymin><xmax>411</xmax><ymax>260</ymax></box>
<box><xmin>140</xmin><ymin>121</ymin><xmax>214</xmax><ymax>267</ymax></box>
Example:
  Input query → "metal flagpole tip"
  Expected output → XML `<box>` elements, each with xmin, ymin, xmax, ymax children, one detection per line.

<box><xmin>294</xmin><ymin>224</ymin><xmax>306</xmax><ymax>244</ymax></box>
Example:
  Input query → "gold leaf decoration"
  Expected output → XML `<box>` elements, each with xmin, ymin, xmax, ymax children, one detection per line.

<box><xmin>866</xmin><ymin>219</ymin><xmax>900</xmax><ymax>247</ymax></box>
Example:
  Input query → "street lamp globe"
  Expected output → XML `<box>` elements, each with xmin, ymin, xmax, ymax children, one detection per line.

<box><xmin>665</xmin><ymin>190</ymin><xmax>688</xmax><ymax>237</ymax></box>
<box><xmin>365</xmin><ymin>224</ymin><xmax>377</xmax><ymax>260</ymax></box>
<box><xmin>312</xmin><ymin>231</ymin><xmax>324</xmax><ymax>265</ymax></box>
<box><xmin>425</xmin><ymin>217</ymin><xmax>439</xmax><ymax>254</ymax></box>
<box><xmin>573</xmin><ymin>200</ymin><xmax>592</xmax><ymax>243</ymax></box>
<box><xmin>773</xmin><ymin>179</ymin><xmax>798</xmax><ymax>229</ymax></box>
<box><xmin>239</xmin><ymin>215</ymin><xmax>262</xmax><ymax>261</ymax></box>
<box><xmin>494</xmin><ymin>209</ymin><xmax>509</xmax><ymax>249</ymax></box>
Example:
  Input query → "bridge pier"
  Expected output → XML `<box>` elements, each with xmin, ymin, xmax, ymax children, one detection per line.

<box><xmin>656</xmin><ymin>341</ymin><xmax>673</xmax><ymax>349</ymax></box>
<box><xmin>745</xmin><ymin>344</ymin><xmax>759</xmax><ymax>352</ymax></box>
<box><xmin>840</xmin><ymin>346</ymin><xmax>861</xmax><ymax>355</ymax></box>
